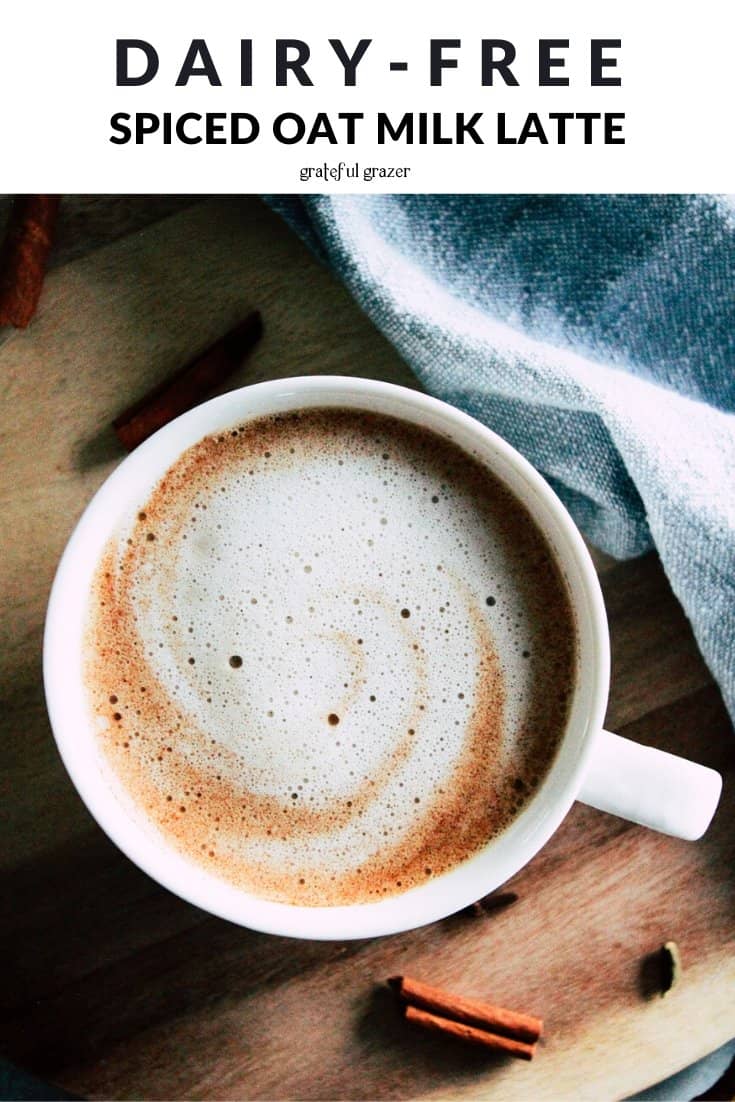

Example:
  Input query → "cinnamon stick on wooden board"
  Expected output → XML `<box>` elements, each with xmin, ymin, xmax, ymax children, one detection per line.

<box><xmin>463</xmin><ymin>890</ymin><xmax>518</xmax><ymax>918</ymax></box>
<box><xmin>390</xmin><ymin>974</ymin><xmax>543</xmax><ymax>1045</ymax></box>
<box><xmin>113</xmin><ymin>311</ymin><xmax>263</xmax><ymax>451</ymax></box>
<box><xmin>405</xmin><ymin>1005</ymin><xmax>537</xmax><ymax>1061</ymax></box>
<box><xmin>0</xmin><ymin>196</ymin><xmax>61</xmax><ymax>328</ymax></box>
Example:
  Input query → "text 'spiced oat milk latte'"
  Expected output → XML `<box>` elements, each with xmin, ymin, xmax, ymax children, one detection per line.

<box><xmin>85</xmin><ymin>408</ymin><xmax>577</xmax><ymax>906</ymax></box>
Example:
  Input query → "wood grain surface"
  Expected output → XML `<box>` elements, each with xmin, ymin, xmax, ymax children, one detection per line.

<box><xmin>0</xmin><ymin>197</ymin><xmax>733</xmax><ymax>1101</ymax></box>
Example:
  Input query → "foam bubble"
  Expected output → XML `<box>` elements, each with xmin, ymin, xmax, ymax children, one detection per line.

<box><xmin>84</xmin><ymin>409</ymin><xmax>577</xmax><ymax>905</ymax></box>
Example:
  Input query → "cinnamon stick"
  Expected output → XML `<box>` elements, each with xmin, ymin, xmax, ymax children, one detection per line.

<box><xmin>463</xmin><ymin>890</ymin><xmax>518</xmax><ymax>918</ymax></box>
<box><xmin>0</xmin><ymin>195</ymin><xmax>60</xmax><ymax>328</ymax></box>
<box><xmin>405</xmin><ymin>1005</ymin><xmax>536</xmax><ymax>1061</ymax></box>
<box><xmin>113</xmin><ymin>311</ymin><xmax>263</xmax><ymax>451</ymax></box>
<box><xmin>390</xmin><ymin>975</ymin><xmax>542</xmax><ymax>1044</ymax></box>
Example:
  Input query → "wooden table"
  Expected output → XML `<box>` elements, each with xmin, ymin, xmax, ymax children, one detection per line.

<box><xmin>1</xmin><ymin>197</ymin><xmax>733</xmax><ymax>1101</ymax></box>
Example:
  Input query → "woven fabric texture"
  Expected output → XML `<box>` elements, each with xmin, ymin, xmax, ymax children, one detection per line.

<box><xmin>269</xmin><ymin>194</ymin><xmax>735</xmax><ymax>721</ymax></box>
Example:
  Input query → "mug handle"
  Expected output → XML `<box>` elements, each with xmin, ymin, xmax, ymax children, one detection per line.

<box><xmin>578</xmin><ymin>730</ymin><xmax>722</xmax><ymax>841</ymax></box>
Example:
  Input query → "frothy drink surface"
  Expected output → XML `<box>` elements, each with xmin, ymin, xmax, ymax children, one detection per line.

<box><xmin>86</xmin><ymin>409</ymin><xmax>576</xmax><ymax>906</ymax></box>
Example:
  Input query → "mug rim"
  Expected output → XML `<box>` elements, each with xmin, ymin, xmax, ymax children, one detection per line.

<box><xmin>44</xmin><ymin>376</ymin><xmax>610</xmax><ymax>939</ymax></box>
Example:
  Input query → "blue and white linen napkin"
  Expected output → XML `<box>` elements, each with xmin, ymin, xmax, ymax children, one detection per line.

<box><xmin>269</xmin><ymin>194</ymin><xmax>735</xmax><ymax>723</ymax></box>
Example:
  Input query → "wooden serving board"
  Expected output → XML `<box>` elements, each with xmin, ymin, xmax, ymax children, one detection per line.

<box><xmin>0</xmin><ymin>197</ymin><xmax>733</xmax><ymax>1101</ymax></box>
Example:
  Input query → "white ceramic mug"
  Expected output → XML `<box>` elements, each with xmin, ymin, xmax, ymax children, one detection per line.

<box><xmin>44</xmin><ymin>376</ymin><xmax>722</xmax><ymax>939</ymax></box>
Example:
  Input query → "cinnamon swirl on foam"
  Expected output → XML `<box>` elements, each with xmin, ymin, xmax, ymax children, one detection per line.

<box><xmin>85</xmin><ymin>409</ymin><xmax>576</xmax><ymax>906</ymax></box>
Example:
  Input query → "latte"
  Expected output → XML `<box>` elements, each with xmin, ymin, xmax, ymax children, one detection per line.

<box><xmin>84</xmin><ymin>408</ymin><xmax>577</xmax><ymax>906</ymax></box>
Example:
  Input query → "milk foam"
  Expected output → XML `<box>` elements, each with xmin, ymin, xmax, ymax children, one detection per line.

<box><xmin>85</xmin><ymin>409</ymin><xmax>576</xmax><ymax>905</ymax></box>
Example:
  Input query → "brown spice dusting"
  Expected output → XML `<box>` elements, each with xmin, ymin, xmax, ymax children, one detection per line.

<box><xmin>85</xmin><ymin>407</ymin><xmax>577</xmax><ymax>907</ymax></box>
